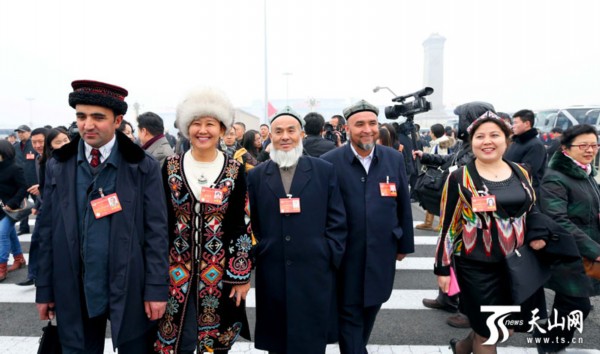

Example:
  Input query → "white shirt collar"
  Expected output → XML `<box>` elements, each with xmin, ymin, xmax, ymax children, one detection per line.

<box><xmin>350</xmin><ymin>143</ymin><xmax>375</xmax><ymax>160</ymax></box>
<box><xmin>350</xmin><ymin>143</ymin><xmax>375</xmax><ymax>173</ymax></box>
<box><xmin>84</xmin><ymin>135</ymin><xmax>117</xmax><ymax>164</ymax></box>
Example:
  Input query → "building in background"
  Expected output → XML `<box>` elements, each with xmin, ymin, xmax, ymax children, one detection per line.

<box><xmin>419</xmin><ymin>33</ymin><xmax>452</xmax><ymax>127</ymax></box>
<box><xmin>234</xmin><ymin>109</ymin><xmax>261</xmax><ymax>131</ymax></box>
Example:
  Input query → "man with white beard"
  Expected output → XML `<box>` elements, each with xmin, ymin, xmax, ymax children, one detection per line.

<box><xmin>247</xmin><ymin>106</ymin><xmax>347</xmax><ymax>354</ymax></box>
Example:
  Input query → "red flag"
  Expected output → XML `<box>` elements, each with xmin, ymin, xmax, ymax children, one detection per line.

<box><xmin>267</xmin><ymin>102</ymin><xmax>277</xmax><ymax>118</ymax></box>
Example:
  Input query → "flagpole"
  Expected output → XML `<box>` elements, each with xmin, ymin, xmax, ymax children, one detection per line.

<box><xmin>263</xmin><ymin>0</ymin><xmax>269</xmax><ymax>124</ymax></box>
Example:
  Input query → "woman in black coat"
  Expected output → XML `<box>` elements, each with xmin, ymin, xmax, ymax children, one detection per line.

<box><xmin>0</xmin><ymin>140</ymin><xmax>28</xmax><ymax>281</ymax></box>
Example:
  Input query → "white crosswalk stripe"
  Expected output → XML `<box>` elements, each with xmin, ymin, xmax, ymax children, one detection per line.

<box><xmin>5</xmin><ymin>337</ymin><xmax>597</xmax><ymax>354</ymax></box>
<box><xmin>0</xmin><ymin>283</ymin><xmax>439</xmax><ymax>310</ymax></box>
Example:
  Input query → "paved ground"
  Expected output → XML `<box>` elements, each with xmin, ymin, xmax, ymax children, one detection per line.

<box><xmin>1</xmin><ymin>204</ymin><xmax>598</xmax><ymax>353</ymax></box>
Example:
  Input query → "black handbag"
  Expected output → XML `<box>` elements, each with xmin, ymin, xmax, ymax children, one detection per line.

<box><xmin>414</xmin><ymin>152</ymin><xmax>458</xmax><ymax>216</ymax></box>
<box><xmin>414</xmin><ymin>167</ymin><xmax>448</xmax><ymax>216</ymax></box>
<box><xmin>505</xmin><ymin>244</ymin><xmax>551</xmax><ymax>304</ymax></box>
<box><xmin>1</xmin><ymin>198</ymin><xmax>34</xmax><ymax>222</ymax></box>
<box><xmin>38</xmin><ymin>320</ymin><xmax>62</xmax><ymax>354</ymax></box>
<box><xmin>418</xmin><ymin>165</ymin><xmax>447</xmax><ymax>190</ymax></box>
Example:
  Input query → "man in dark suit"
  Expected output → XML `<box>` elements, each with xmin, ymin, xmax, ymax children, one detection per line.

<box><xmin>15</xmin><ymin>127</ymin><xmax>48</xmax><ymax>284</ymax></box>
<box><xmin>35</xmin><ymin>80</ymin><xmax>169</xmax><ymax>354</ymax></box>
<box><xmin>137</xmin><ymin>111</ymin><xmax>173</xmax><ymax>167</ymax></box>
<box><xmin>247</xmin><ymin>107</ymin><xmax>347</xmax><ymax>354</ymax></box>
<box><xmin>546</xmin><ymin>127</ymin><xmax>563</xmax><ymax>163</ymax></box>
<box><xmin>322</xmin><ymin>100</ymin><xmax>414</xmax><ymax>354</ymax></box>
<box><xmin>13</xmin><ymin>124</ymin><xmax>38</xmax><ymax>235</ymax></box>
<box><xmin>505</xmin><ymin>109</ymin><xmax>547</xmax><ymax>195</ymax></box>
<box><xmin>260</xmin><ymin>123</ymin><xmax>271</xmax><ymax>150</ymax></box>
<box><xmin>303</xmin><ymin>112</ymin><xmax>337</xmax><ymax>157</ymax></box>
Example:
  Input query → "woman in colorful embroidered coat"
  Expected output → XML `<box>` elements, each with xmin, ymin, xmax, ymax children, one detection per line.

<box><xmin>155</xmin><ymin>88</ymin><xmax>253</xmax><ymax>354</ymax></box>
<box><xmin>434</xmin><ymin>112</ymin><xmax>545</xmax><ymax>354</ymax></box>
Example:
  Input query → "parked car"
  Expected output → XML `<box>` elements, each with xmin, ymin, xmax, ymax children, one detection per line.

<box><xmin>535</xmin><ymin>106</ymin><xmax>600</xmax><ymax>133</ymax></box>
<box><xmin>446</xmin><ymin>118</ymin><xmax>458</xmax><ymax>131</ymax></box>
<box><xmin>534</xmin><ymin>109</ymin><xmax>559</xmax><ymax>133</ymax></box>
<box><xmin>582</xmin><ymin>109</ymin><xmax>600</xmax><ymax>125</ymax></box>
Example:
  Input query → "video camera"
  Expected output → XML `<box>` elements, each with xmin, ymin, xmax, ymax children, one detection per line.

<box><xmin>323</xmin><ymin>122</ymin><xmax>346</xmax><ymax>144</ymax></box>
<box><xmin>324</xmin><ymin>123</ymin><xmax>335</xmax><ymax>142</ymax></box>
<box><xmin>384</xmin><ymin>87</ymin><xmax>434</xmax><ymax>119</ymax></box>
<box><xmin>67</xmin><ymin>121</ymin><xmax>79</xmax><ymax>140</ymax></box>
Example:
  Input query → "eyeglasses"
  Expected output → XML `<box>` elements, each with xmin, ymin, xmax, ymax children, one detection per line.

<box><xmin>570</xmin><ymin>143</ymin><xmax>600</xmax><ymax>151</ymax></box>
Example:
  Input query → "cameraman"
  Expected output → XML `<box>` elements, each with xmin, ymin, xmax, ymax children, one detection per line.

<box><xmin>303</xmin><ymin>112</ymin><xmax>337</xmax><ymax>157</ymax></box>
<box><xmin>329</xmin><ymin>114</ymin><xmax>347</xmax><ymax>143</ymax></box>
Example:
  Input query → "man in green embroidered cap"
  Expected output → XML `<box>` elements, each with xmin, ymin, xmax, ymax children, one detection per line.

<box><xmin>322</xmin><ymin>99</ymin><xmax>414</xmax><ymax>354</ymax></box>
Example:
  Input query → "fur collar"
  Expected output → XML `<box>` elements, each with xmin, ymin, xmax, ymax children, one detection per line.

<box><xmin>511</xmin><ymin>128</ymin><xmax>538</xmax><ymax>143</ymax></box>
<box><xmin>53</xmin><ymin>130</ymin><xmax>146</xmax><ymax>163</ymax></box>
<box><xmin>548</xmin><ymin>149</ymin><xmax>597</xmax><ymax>180</ymax></box>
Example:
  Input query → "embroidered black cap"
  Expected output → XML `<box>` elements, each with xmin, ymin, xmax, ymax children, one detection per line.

<box><xmin>68</xmin><ymin>80</ymin><xmax>129</xmax><ymax>115</ymax></box>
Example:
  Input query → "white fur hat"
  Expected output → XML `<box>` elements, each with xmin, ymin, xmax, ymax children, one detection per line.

<box><xmin>175</xmin><ymin>88</ymin><xmax>234</xmax><ymax>138</ymax></box>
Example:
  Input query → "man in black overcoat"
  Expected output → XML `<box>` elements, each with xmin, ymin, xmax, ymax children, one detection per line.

<box><xmin>248</xmin><ymin>107</ymin><xmax>347</xmax><ymax>354</ymax></box>
<box><xmin>35</xmin><ymin>80</ymin><xmax>169</xmax><ymax>354</ymax></box>
<box><xmin>322</xmin><ymin>100</ymin><xmax>414</xmax><ymax>354</ymax></box>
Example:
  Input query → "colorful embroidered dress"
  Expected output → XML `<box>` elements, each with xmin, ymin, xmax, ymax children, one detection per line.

<box><xmin>434</xmin><ymin>160</ymin><xmax>535</xmax><ymax>275</ymax></box>
<box><xmin>155</xmin><ymin>153</ymin><xmax>253</xmax><ymax>353</ymax></box>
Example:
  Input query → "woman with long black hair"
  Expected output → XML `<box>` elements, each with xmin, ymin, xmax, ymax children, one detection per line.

<box><xmin>37</xmin><ymin>128</ymin><xmax>70</xmax><ymax>198</ymax></box>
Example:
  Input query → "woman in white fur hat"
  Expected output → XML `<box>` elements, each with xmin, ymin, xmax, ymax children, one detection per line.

<box><xmin>154</xmin><ymin>88</ymin><xmax>253</xmax><ymax>354</ymax></box>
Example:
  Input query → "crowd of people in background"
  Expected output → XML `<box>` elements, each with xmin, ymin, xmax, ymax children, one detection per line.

<box><xmin>0</xmin><ymin>80</ymin><xmax>599</xmax><ymax>354</ymax></box>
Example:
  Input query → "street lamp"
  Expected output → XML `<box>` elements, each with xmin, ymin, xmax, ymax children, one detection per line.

<box><xmin>263</xmin><ymin>0</ymin><xmax>269</xmax><ymax>124</ymax></box>
<box><xmin>372</xmin><ymin>86</ymin><xmax>397</xmax><ymax>97</ymax></box>
<box><xmin>307</xmin><ymin>97</ymin><xmax>319</xmax><ymax>111</ymax></box>
<box><xmin>133</xmin><ymin>102</ymin><xmax>141</xmax><ymax>118</ymax></box>
<box><xmin>25</xmin><ymin>97</ymin><xmax>35</xmax><ymax>127</ymax></box>
<box><xmin>283</xmin><ymin>72</ymin><xmax>293</xmax><ymax>104</ymax></box>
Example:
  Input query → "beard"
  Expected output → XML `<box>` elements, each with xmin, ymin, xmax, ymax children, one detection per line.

<box><xmin>357</xmin><ymin>142</ymin><xmax>375</xmax><ymax>151</ymax></box>
<box><xmin>270</xmin><ymin>141</ymin><xmax>304</xmax><ymax>168</ymax></box>
<box><xmin>348</xmin><ymin>131</ymin><xmax>375</xmax><ymax>152</ymax></box>
<box><xmin>348</xmin><ymin>133</ymin><xmax>375</xmax><ymax>151</ymax></box>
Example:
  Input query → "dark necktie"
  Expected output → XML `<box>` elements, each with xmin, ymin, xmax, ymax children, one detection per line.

<box><xmin>90</xmin><ymin>148</ymin><xmax>101</xmax><ymax>168</ymax></box>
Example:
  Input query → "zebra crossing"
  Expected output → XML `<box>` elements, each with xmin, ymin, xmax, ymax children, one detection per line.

<box><xmin>1</xmin><ymin>208</ymin><xmax>598</xmax><ymax>353</ymax></box>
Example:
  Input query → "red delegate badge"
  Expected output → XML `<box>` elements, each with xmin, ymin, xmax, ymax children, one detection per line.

<box><xmin>472</xmin><ymin>195</ymin><xmax>497</xmax><ymax>212</ymax></box>
<box><xmin>380</xmin><ymin>183</ymin><xmax>397</xmax><ymax>197</ymax></box>
<box><xmin>380</xmin><ymin>176</ymin><xmax>397</xmax><ymax>197</ymax></box>
<box><xmin>200</xmin><ymin>187</ymin><xmax>224</xmax><ymax>205</ymax></box>
<box><xmin>90</xmin><ymin>193</ymin><xmax>122</xmax><ymax>219</ymax></box>
<box><xmin>280</xmin><ymin>198</ymin><xmax>301</xmax><ymax>214</ymax></box>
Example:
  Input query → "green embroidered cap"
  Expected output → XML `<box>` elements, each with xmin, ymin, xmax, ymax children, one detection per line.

<box><xmin>343</xmin><ymin>99</ymin><xmax>379</xmax><ymax>120</ymax></box>
<box><xmin>270</xmin><ymin>106</ymin><xmax>304</xmax><ymax>128</ymax></box>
